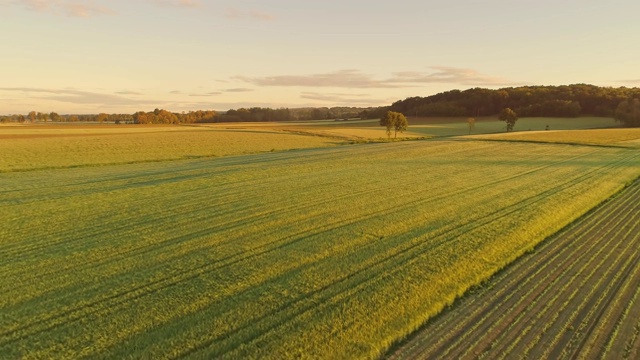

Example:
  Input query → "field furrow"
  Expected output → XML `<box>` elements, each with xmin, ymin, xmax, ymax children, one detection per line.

<box><xmin>413</xmin><ymin>193</ymin><xmax>639</xmax><ymax>359</ymax></box>
<box><xmin>388</xmin><ymin>172</ymin><xmax>640</xmax><ymax>358</ymax></box>
<box><xmin>388</xmin><ymin>177</ymin><xmax>640</xmax><ymax>360</ymax></box>
<box><xmin>1</xmin><ymin>139</ymin><xmax>638</xmax><ymax>359</ymax></box>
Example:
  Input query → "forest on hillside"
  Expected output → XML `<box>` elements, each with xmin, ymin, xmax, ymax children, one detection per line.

<box><xmin>2</xmin><ymin>85</ymin><xmax>639</xmax><ymax>126</ymax></box>
<box><xmin>0</xmin><ymin>107</ymin><xmax>374</xmax><ymax>124</ymax></box>
<box><xmin>389</xmin><ymin>84</ymin><xmax>640</xmax><ymax>119</ymax></box>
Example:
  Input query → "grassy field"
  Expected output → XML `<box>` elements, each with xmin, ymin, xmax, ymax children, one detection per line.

<box><xmin>467</xmin><ymin>128</ymin><xmax>640</xmax><ymax>147</ymax></box>
<box><xmin>389</xmin><ymin>178</ymin><xmax>640</xmax><ymax>359</ymax></box>
<box><xmin>202</xmin><ymin>116</ymin><xmax>619</xmax><ymax>139</ymax></box>
<box><xmin>385</xmin><ymin>116</ymin><xmax>618</xmax><ymax>137</ymax></box>
<box><xmin>1</xmin><ymin>126</ymin><xmax>639</xmax><ymax>358</ymax></box>
<box><xmin>0</xmin><ymin>117</ymin><xmax>621</xmax><ymax>173</ymax></box>
<box><xmin>0</xmin><ymin>124</ymin><xmax>340</xmax><ymax>172</ymax></box>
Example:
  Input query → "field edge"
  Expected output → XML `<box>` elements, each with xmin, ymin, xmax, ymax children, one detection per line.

<box><xmin>381</xmin><ymin>175</ymin><xmax>640</xmax><ymax>359</ymax></box>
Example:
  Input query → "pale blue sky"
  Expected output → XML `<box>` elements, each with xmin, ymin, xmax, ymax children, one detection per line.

<box><xmin>1</xmin><ymin>0</ymin><xmax>639</xmax><ymax>114</ymax></box>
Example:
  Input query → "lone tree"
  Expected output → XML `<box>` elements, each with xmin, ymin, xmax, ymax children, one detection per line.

<box><xmin>615</xmin><ymin>98</ymin><xmax>640</xmax><ymax>127</ymax></box>
<box><xmin>467</xmin><ymin>117</ymin><xmax>476</xmax><ymax>134</ymax></box>
<box><xmin>498</xmin><ymin>108</ymin><xmax>518</xmax><ymax>132</ymax></box>
<box><xmin>49</xmin><ymin>112</ymin><xmax>61</xmax><ymax>122</ymax></box>
<box><xmin>380</xmin><ymin>111</ymin><xmax>408</xmax><ymax>139</ymax></box>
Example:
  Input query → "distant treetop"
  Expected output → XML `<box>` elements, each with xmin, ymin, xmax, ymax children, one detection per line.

<box><xmin>389</xmin><ymin>84</ymin><xmax>640</xmax><ymax>118</ymax></box>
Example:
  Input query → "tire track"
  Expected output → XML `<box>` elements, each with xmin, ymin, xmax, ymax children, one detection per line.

<box><xmin>387</xmin><ymin>178</ymin><xmax>640</xmax><ymax>359</ymax></box>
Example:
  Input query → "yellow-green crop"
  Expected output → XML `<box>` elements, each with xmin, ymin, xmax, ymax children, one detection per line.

<box><xmin>0</xmin><ymin>124</ymin><xmax>339</xmax><ymax>172</ymax></box>
<box><xmin>1</xmin><ymin>138</ymin><xmax>638</xmax><ymax>359</ymax></box>
<box><xmin>468</xmin><ymin>128</ymin><xmax>640</xmax><ymax>147</ymax></box>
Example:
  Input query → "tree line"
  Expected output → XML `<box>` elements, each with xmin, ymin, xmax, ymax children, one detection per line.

<box><xmin>219</xmin><ymin>106</ymin><xmax>381</xmax><ymax>122</ymax></box>
<box><xmin>0</xmin><ymin>106</ymin><xmax>383</xmax><ymax>124</ymax></box>
<box><xmin>389</xmin><ymin>84</ymin><xmax>640</xmax><ymax>121</ymax></box>
<box><xmin>0</xmin><ymin>111</ymin><xmax>137</xmax><ymax>124</ymax></box>
<box><xmin>2</xmin><ymin>85</ymin><xmax>639</xmax><ymax>127</ymax></box>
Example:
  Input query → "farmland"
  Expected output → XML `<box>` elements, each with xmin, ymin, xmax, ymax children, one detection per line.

<box><xmin>0</xmin><ymin>124</ymin><xmax>340</xmax><ymax>172</ymax></box>
<box><xmin>1</xmin><ymin>124</ymin><xmax>639</xmax><ymax>359</ymax></box>
<box><xmin>468</xmin><ymin>128</ymin><xmax>640</xmax><ymax>147</ymax></box>
<box><xmin>388</xmin><ymin>177</ymin><xmax>640</xmax><ymax>359</ymax></box>
<box><xmin>0</xmin><ymin>117</ymin><xmax>621</xmax><ymax>173</ymax></box>
<box><xmin>216</xmin><ymin>116</ymin><xmax>618</xmax><ymax>139</ymax></box>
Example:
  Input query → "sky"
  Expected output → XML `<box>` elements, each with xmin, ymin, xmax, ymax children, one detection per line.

<box><xmin>1</xmin><ymin>0</ymin><xmax>639</xmax><ymax>114</ymax></box>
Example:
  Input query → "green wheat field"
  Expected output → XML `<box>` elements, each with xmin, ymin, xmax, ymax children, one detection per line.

<box><xmin>1</xmin><ymin>124</ymin><xmax>639</xmax><ymax>359</ymax></box>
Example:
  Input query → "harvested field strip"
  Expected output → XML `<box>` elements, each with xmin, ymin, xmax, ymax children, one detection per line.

<box><xmin>388</xmin><ymin>178</ymin><xmax>640</xmax><ymax>360</ymax></box>
<box><xmin>1</xmin><ymin>140</ymin><xmax>639</xmax><ymax>359</ymax></box>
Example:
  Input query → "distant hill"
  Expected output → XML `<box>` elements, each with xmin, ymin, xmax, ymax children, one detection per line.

<box><xmin>389</xmin><ymin>84</ymin><xmax>640</xmax><ymax>118</ymax></box>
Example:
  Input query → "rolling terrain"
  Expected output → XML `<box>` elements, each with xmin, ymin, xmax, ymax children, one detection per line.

<box><xmin>0</xmin><ymin>124</ymin><xmax>639</xmax><ymax>358</ymax></box>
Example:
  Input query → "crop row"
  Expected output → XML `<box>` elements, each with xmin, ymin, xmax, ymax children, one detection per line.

<box><xmin>1</xmin><ymin>140</ymin><xmax>639</xmax><ymax>359</ymax></box>
<box><xmin>390</xmin><ymin>180</ymin><xmax>640</xmax><ymax>358</ymax></box>
<box><xmin>389</xmin><ymin>177</ymin><xmax>640</xmax><ymax>359</ymax></box>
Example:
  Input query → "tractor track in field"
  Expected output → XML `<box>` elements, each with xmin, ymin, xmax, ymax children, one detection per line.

<box><xmin>1</xmin><ymin>146</ymin><xmax>623</xmax><ymax>349</ymax></box>
<box><xmin>387</xmin><ymin>178</ymin><xmax>640</xmax><ymax>360</ymax></box>
<box><xmin>2</xmin><ymin>139</ymin><xmax>638</xmax><ymax>359</ymax></box>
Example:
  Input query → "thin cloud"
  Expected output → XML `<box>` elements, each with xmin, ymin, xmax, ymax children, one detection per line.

<box><xmin>225</xmin><ymin>7</ymin><xmax>275</xmax><ymax>21</ymax></box>
<box><xmin>152</xmin><ymin>0</ymin><xmax>201</xmax><ymax>8</ymax></box>
<box><xmin>301</xmin><ymin>92</ymin><xmax>368</xmax><ymax>101</ymax></box>
<box><xmin>20</xmin><ymin>0</ymin><xmax>115</xmax><ymax>17</ymax></box>
<box><xmin>390</xmin><ymin>67</ymin><xmax>518</xmax><ymax>86</ymax></box>
<box><xmin>618</xmin><ymin>79</ymin><xmax>640</xmax><ymax>85</ymax></box>
<box><xmin>234</xmin><ymin>67</ymin><xmax>518</xmax><ymax>89</ymax></box>
<box><xmin>1</xmin><ymin>87</ymin><xmax>154</xmax><ymax>106</ymax></box>
<box><xmin>0</xmin><ymin>87</ymin><xmax>277</xmax><ymax>113</ymax></box>
<box><xmin>233</xmin><ymin>70</ymin><xmax>405</xmax><ymax>89</ymax></box>
<box><xmin>21</xmin><ymin>0</ymin><xmax>50</xmax><ymax>11</ymax></box>
<box><xmin>301</xmin><ymin>92</ymin><xmax>387</xmax><ymax>106</ymax></box>
<box><xmin>248</xmin><ymin>10</ymin><xmax>273</xmax><ymax>21</ymax></box>
<box><xmin>173</xmin><ymin>88</ymin><xmax>251</xmax><ymax>96</ymax></box>
<box><xmin>188</xmin><ymin>92</ymin><xmax>222</xmax><ymax>97</ymax></box>
<box><xmin>115</xmin><ymin>90</ymin><xmax>143</xmax><ymax>95</ymax></box>
<box><xmin>224</xmin><ymin>88</ymin><xmax>253</xmax><ymax>93</ymax></box>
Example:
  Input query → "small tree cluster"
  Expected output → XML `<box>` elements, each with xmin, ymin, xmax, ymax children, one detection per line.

<box><xmin>379</xmin><ymin>111</ymin><xmax>408</xmax><ymax>139</ymax></box>
<box><xmin>615</xmin><ymin>98</ymin><xmax>640</xmax><ymax>127</ymax></box>
<box><xmin>498</xmin><ymin>108</ymin><xmax>518</xmax><ymax>132</ymax></box>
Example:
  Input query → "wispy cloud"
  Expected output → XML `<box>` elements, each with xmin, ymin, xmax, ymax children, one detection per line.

<box><xmin>0</xmin><ymin>87</ymin><xmax>254</xmax><ymax>112</ymax></box>
<box><xmin>151</xmin><ymin>0</ymin><xmax>201</xmax><ymax>8</ymax></box>
<box><xmin>188</xmin><ymin>92</ymin><xmax>222</xmax><ymax>97</ymax></box>
<box><xmin>618</xmin><ymin>79</ymin><xmax>640</xmax><ymax>85</ymax></box>
<box><xmin>172</xmin><ymin>88</ymin><xmax>253</xmax><ymax>96</ymax></box>
<box><xmin>224</xmin><ymin>88</ymin><xmax>253</xmax><ymax>93</ymax></box>
<box><xmin>115</xmin><ymin>90</ymin><xmax>143</xmax><ymax>95</ymax></box>
<box><xmin>301</xmin><ymin>92</ymin><xmax>385</xmax><ymax>106</ymax></box>
<box><xmin>389</xmin><ymin>67</ymin><xmax>516</xmax><ymax>86</ymax></box>
<box><xmin>234</xmin><ymin>67</ymin><xmax>518</xmax><ymax>89</ymax></box>
<box><xmin>233</xmin><ymin>70</ymin><xmax>405</xmax><ymax>89</ymax></box>
<box><xmin>1</xmin><ymin>87</ymin><xmax>154</xmax><ymax>106</ymax></box>
<box><xmin>225</xmin><ymin>7</ymin><xmax>275</xmax><ymax>21</ymax></box>
<box><xmin>19</xmin><ymin>0</ymin><xmax>115</xmax><ymax>17</ymax></box>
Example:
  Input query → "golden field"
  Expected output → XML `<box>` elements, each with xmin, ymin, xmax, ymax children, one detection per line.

<box><xmin>1</xmin><ymin>121</ymin><xmax>638</xmax><ymax>358</ymax></box>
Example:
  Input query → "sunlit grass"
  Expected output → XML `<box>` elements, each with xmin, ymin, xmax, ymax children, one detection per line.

<box><xmin>405</xmin><ymin>117</ymin><xmax>618</xmax><ymax>137</ymax></box>
<box><xmin>0</xmin><ymin>125</ymin><xmax>339</xmax><ymax>172</ymax></box>
<box><xmin>1</xmin><ymin>139</ymin><xmax>638</xmax><ymax>359</ymax></box>
<box><xmin>199</xmin><ymin>116</ymin><xmax>619</xmax><ymax>139</ymax></box>
<box><xmin>466</xmin><ymin>128</ymin><xmax>640</xmax><ymax>147</ymax></box>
